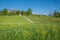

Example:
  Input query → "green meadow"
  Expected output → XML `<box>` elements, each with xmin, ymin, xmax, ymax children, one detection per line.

<box><xmin>0</xmin><ymin>15</ymin><xmax>60</xmax><ymax>40</ymax></box>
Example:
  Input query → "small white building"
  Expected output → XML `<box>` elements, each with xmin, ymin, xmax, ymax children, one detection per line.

<box><xmin>19</xmin><ymin>14</ymin><xmax>22</xmax><ymax>16</ymax></box>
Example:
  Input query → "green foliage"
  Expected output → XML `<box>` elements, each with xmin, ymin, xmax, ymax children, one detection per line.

<box><xmin>15</xmin><ymin>11</ymin><xmax>20</xmax><ymax>15</ymax></box>
<box><xmin>26</xmin><ymin>8</ymin><xmax>32</xmax><ymax>15</ymax></box>
<box><xmin>21</xmin><ymin>11</ymin><xmax>26</xmax><ymax>15</ymax></box>
<box><xmin>53</xmin><ymin>11</ymin><xmax>60</xmax><ymax>17</ymax></box>
<box><xmin>0</xmin><ymin>10</ymin><xmax>1</xmax><ymax>14</ymax></box>
<box><xmin>8</xmin><ymin>10</ymin><xmax>20</xmax><ymax>16</ymax></box>
<box><xmin>0</xmin><ymin>8</ymin><xmax>32</xmax><ymax>16</ymax></box>
<box><xmin>11</xmin><ymin>10</ymin><xmax>17</xmax><ymax>15</ymax></box>
<box><xmin>1</xmin><ymin>9</ymin><xmax>8</xmax><ymax>15</ymax></box>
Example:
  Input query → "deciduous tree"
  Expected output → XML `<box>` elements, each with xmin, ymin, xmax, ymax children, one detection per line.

<box><xmin>1</xmin><ymin>9</ymin><xmax>8</xmax><ymax>15</ymax></box>
<box><xmin>26</xmin><ymin>8</ymin><xmax>32</xmax><ymax>15</ymax></box>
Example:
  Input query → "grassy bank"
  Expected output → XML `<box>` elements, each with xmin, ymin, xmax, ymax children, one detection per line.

<box><xmin>0</xmin><ymin>15</ymin><xmax>60</xmax><ymax>40</ymax></box>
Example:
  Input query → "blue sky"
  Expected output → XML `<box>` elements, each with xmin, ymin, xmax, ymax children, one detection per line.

<box><xmin>0</xmin><ymin>0</ymin><xmax>60</xmax><ymax>15</ymax></box>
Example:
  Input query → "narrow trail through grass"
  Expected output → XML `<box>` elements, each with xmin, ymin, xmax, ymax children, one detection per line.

<box><xmin>22</xmin><ymin>16</ymin><xmax>34</xmax><ymax>23</ymax></box>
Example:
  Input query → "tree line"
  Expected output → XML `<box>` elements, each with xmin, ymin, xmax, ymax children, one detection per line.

<box><xmin>0</xmin><ymin>8</ymin><xmax>32</xmax><ymax>16</ymax></box>
<box><xmin>0</xmin><ymin>8</ymin><xmax>60</xmax><ymax>18</ymax></box>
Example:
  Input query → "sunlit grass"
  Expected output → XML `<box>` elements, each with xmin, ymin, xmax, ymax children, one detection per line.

<box><xmin>0</xmin><ymin>15</ymin><xmax>60</xmax><ymax>40</ymax></box>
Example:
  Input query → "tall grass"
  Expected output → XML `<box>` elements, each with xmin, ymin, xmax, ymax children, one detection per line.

<box><xmin>0</xmin><ymin>16</ymin><xmax>60</xmax><ymax>40</ymax></box>
<box><xmin>0</xmin><ymin>23</ymin><xmax>60</xmax><ymax>40</ymax></box>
